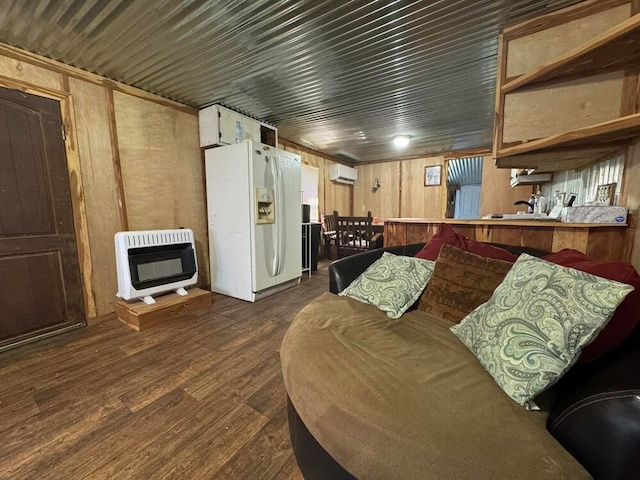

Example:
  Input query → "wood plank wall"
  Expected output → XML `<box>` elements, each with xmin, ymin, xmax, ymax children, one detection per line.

<box><xmin>352</xmin><ymin>162</ymin><xmax>400</xmax><ymax>218</ymax></box>
<box><xmin>279</xmin><ymin>142</ymin><xmax>353</xmax><ymax>217</ymax></box>
<box><xmin>479</xmin><ymin>156</ymin><xmax>533</xmax><ymax>217</ymax></box>
<box><xmin>400</xmin><ymin>157</ymin><xmax>446</xmax><ymax>218</ymax></box>
<box><xmin>354</xmin><ymin>155</ymin><xmax>532</xmax><ymax>220</ymax></box>
<box><xmin>0</xmin><ymin>44</ymin><xmax>203</xmax><ymax>318</ymax></box>
<box><xmin>353</xmin><ymin>156</ymin><xmax>446</xmax><ymax>219</ymax></box>
<box><xmin>113</xmin><ymin>93</ymin><xmax>209</xmax><ymax>287</ymax></box>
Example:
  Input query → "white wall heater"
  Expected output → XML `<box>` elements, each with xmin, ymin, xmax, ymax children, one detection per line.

<box><xmin>115</xmin><ymin>229</ymin><xmax>198</xmax><ymax>305</ymax></box>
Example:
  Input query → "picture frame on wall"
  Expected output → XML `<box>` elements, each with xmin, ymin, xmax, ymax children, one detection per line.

<box><xmin>424</xmin><ymin>165</ymin><xmax>442</xmax><ymax>186</ymax></box>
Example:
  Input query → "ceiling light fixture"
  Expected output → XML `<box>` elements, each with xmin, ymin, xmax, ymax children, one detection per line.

<box><xmin>393</xmin><ymin>135</ymin><xmax>411</xmax><ymax>148</ymax></box>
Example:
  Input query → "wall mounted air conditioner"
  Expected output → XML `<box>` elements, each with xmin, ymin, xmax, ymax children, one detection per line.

<box><xmin>329</xmin><ymin>164</ymin><xmax>357</xmax><ymax>184</ymax></box>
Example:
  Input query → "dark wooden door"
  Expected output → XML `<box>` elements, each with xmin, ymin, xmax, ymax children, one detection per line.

<box><xmin>0</xmin><ymin>87</ymin><xmax>85</xmax><ymax>350</ymax></box>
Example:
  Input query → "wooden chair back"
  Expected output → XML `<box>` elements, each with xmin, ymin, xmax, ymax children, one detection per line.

<box><xmin>321</xmin><ymin>212</ymin><xmax>338</xmax><ymax>259</ymax></box>
<box><xmin>333</xmin><ymin>211</ymin><xmax>377</xmax><ymax>258</ymax></box>
<box><xmin>322</xmin><ymin>212</ymin><xmax>337</xmax><ymax>236</ymax></box>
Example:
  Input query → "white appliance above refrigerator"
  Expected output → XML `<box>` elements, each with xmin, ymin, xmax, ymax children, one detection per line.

<box><xmin>205</xmin><ymin>141</ymin><xmax>302</xmax><ymax>302</ymax></box>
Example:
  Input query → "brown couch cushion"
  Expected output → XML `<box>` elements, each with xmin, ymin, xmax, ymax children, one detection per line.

<box><xmin>281</xmin><ymin>293</ymin><xmax>590</xmax><ymax>480</ymax></box>
<box><xmin>418</xmin><ymin>243</ymin><xmax>514</xmax><ymax>323</ymax></box>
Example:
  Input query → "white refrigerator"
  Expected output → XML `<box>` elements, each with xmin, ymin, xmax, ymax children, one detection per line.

<box><xmin>205</xmin><ymin>141</ymin><xmax>302</xmax><ymax>302</ymax></box>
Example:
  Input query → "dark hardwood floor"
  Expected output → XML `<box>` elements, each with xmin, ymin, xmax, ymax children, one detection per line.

<box><xmin>0</xmin><ymin>261</ymin><xmax>331</xmax><ymax>479</ymax></box>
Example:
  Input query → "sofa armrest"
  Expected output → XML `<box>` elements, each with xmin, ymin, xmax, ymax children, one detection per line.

<box><xmin>328</xmin><ymin>244</ymin><xmax>424</xmax><ymax>294</ymax></box>
<box><xmin>548</xmin><ymin>347</ymin><xmax>640</xmax><ymax>480</ymax></box>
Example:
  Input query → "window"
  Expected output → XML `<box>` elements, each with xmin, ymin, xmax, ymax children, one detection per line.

<box><xmin>301</xmin><ymin>164</ymin><xmax>319</xmax><ymax>222</ymax></box>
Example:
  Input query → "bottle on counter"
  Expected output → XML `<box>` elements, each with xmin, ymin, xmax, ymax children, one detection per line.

<box><xmin>533</xmin><ymin>190</ymin><xmax>547</xmax><ymax>214</ymax></box>
<box><xmin>528</xmin><ymin>194</ymin><xmax>536</xmax><ymax>213</ymax></box>
<box><xmin>538</xmin><ymin>193</ymin><xmax>547</xmax><ymax>214</ymax></box>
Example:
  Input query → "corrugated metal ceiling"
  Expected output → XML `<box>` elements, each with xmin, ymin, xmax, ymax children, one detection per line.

<box><xmin>447</xmin><ymin>156</ymin><xmax>484</xmax><ymax>186</ymax></box>
<box><xmin>0</xmin><ymin>0</ymin><xmax>581</xmax><ymax>162</ymax></box>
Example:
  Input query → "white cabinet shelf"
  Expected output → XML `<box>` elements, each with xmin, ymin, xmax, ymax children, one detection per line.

<box><xmin>199</xmin><ymin>104</ymin><xmax>277</xmax><ymax>148</ymax></box>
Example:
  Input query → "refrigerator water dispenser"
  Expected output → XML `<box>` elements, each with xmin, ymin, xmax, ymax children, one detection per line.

<box><xmin>255</xmin><ymin>188</ymin><xmax>275</xmax><ymax>224</ymax></box>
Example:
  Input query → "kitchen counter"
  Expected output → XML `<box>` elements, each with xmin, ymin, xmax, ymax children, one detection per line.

<box><xmin>384</xmin><ymin>218</ymin><xmax>633</xmax><ymax>262</ymax></box>
<box><xmin>385</xmin><ymin>218</ymin><xmax>627</xmax><ymax>228</ymax></box>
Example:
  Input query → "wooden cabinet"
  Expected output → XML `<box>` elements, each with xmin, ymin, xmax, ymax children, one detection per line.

<box><xmin>493</xmin><ymin>0</ymin><xmax>640</xmax><ymax>172</ymax></box>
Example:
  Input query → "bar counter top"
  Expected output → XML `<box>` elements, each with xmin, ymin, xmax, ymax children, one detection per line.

<box><xmin>385</xmin><ymin>218</ymin><xmax>627</xmax><ymax>228</ymax></box>
<box><xmin>383</xmin><ymin>218</ymin><xmax>632</xmax><ymax>262</ymax></box>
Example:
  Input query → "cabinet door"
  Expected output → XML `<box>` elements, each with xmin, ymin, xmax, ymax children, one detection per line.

<box><xmin>243</xmin><ymin>118</ymin><xmax>261</xmax><ymax>142</ymax></box>
<box><xmin>219</xmin><ymin>108</ymin><xmax>243</xmax><ymax>145</ymax></box>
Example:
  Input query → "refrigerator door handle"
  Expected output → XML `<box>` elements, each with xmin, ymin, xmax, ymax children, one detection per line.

<box><xmin>269</xmin><ymin>157</ymin><xmax>279</xmax><ymax>277</ymax></box>
<box><xmin>274</xmin><ymin>157</ymin><xmax>285</xmax><ymax>275</ymax></box>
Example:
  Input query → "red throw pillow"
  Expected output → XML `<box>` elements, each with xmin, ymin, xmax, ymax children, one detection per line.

<box><xmin>414</xmin><ymin>223</ymin><xmax>518</xmax><ymax>262</ymax></box>
<box><xmin>463</xmin><ymin>238</ymin><xmax>519</xmax><ymax>262</ymax></box>
<box><xmin>414</xmin><ymin>223</ymin><xmax>465</xmax><ymax>261</ymax></box>
<box><xmin>543</xmin><ymin>249</ymin><xmax>640</xmax><ymax>362</ymax></box>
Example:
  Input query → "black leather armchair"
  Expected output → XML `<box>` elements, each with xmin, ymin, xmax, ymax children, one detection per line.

<box><xmin>548</xmin><ymin>340</ymin><xmax>640</xmax><ymax>480</ymax></box>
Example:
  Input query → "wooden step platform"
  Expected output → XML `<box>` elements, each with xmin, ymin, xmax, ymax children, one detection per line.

<box><xmin>116</xmin><ymin>288</ymin><xmax>213</xmax><ymax>331</ymax></box>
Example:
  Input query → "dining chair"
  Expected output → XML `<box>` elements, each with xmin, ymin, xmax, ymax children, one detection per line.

<box><xmin>321</xmin><ymin>212</ymin><xmax>338</xmax><ymax>259</ymax></box>
<box><xmin>333</xmin><ymin>211</ymin><xmax>381</xmax><ymax>258</ymax></box>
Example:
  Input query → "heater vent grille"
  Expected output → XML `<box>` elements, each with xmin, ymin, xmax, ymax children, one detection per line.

<box><xmin>137</xmin><ymin>258</ymin><xmax>183</xmax><ymax>283</ymax></box>
<box><xmin>123</xmin><ymin>230</ymin><xmax>193</xmax><ymax>248</ymax></box>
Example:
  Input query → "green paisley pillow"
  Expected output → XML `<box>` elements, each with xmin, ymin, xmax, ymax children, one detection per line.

<box><xmin>340</xmin><ymin>252</ymin><xmax>435</xmax><ymax>319</ymax></box>
<box><xmin>451</xmin><ymin>254</ymin><xmax>634</xmax><ymax>407</ymax></box>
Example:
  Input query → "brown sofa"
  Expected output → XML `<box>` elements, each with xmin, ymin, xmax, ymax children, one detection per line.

<box><xmin>280</xmin><ymin>244</ymin><xmax>640</xmax><ymax>480</ymax></box>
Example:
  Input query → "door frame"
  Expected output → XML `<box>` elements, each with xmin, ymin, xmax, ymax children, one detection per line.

<box><xmin>0</xmin><ymin>74</ymin><xmax>96</xmax><ymax>318</ymax></box>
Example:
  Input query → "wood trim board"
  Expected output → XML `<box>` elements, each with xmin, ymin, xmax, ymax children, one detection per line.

<box><xmin>106</xmin><ymin>88</ymin><xmax>129</xmax><ymax>230</ymax></box>
<box><xmin>503</xmin><ymin>0</ymin><xmax>631</xmax><ymax>40</ymax></box>
<box><xmin>493</xmin><ymin>34</ymin><xmax>507</xmax><ymax>161</ymax></box>
<box><xmin>0</xmin><ymin>73</ymin><xmax>69</xmax><ymax>101</ymax></box>
<box><xmin>496</xmin><ymin>113</ymin><xmax>640</xmax><ymax>158</ymax></box>
<box><xmin>620</xmin><ymin>66</ymin><xmax>640</xmax><ymax>116</ymax></box>
<box><xmin>59</xmin><ymin>80</ymin><xmax>97</xmax><ymax>318</ymax></box>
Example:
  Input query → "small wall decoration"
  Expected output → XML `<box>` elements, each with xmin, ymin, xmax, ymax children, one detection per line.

<box><xmin>595</xmin><ymin>182</ymin><xmax>616</xmax><ymax>205</ymax></box>
<box><xmin>424</xmin><ymin>165</ymin><xmax>442</xmax><ymax>186</ymax></box>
